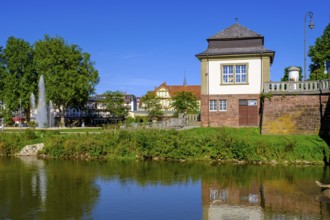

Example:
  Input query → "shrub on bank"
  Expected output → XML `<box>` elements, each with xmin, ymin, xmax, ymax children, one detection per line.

<box><xmin>0</xmin><ymin>132</ymin><xmax>36</xmax><ymax>156</ymax></box>
<box><xmin>0</xmin><ymin>127</ymin><xmax>328</xmax><ymax>163</ymax></box>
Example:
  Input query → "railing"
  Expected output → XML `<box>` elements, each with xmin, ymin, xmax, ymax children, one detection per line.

<box><xmin>264</xmin><ymin>80</ymin><xmax>330</xmax><ymax>94</ymax></box>
<box><xmin>186</xmin><ymin>114</ymin><xmax>200</xmax><ymax>122</ymax></box>
<box><xmin>121</xmin><ymin>117</ymin><xmax>187</xmax><ymax>130</ymax></box>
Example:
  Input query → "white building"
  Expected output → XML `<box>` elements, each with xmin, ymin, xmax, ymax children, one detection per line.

<box><xmin>196</xmin><ymin>23</ymin><xmax>275</xmax><ymax>127</ymax></box>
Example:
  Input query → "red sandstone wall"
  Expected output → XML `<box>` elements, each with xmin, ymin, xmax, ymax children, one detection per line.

<box><xmin>200</xmin><ymin>93</ymin><xmax>330</xmax><ymax>135</ymax></box>
<box><xmin>200</xmin><ymin>94</ymin><xmax>260</xmax><ymax>127</ymax></box>
<box><xmin>262</xmin><ymin>94</ymin><xmax>328</xmax><ymax>135</ymax></box>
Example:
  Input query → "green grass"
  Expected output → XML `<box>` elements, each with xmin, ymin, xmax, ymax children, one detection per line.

<box><xmin>175</xmin><ymin>127</ymin><xmax>328</xmax><ymax>162</ymax></box>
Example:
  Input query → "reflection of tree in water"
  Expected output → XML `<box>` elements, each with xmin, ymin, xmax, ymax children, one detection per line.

<box><xmin>39</xmin><ymin>160</ymin><xmax>100</xmax><ymax>219</ymax></box>
<box><xmin>0</xmin><ymin>158</ymin><xmax>44</xmax><ymax>219</ymax></box>
<box><xmin>0</xmin><ymin>158</ymin><xmax>100</xmax><ymax>220</ymax></box>
<box><xmin>96</xmin><ymin>160</ymin><xmax>203</xmax><ymax>186</ymax></box>
<box><xmin>1</xmin><ymin>158</ymin><xmax>330</xmax><ymax>219</ymax></box>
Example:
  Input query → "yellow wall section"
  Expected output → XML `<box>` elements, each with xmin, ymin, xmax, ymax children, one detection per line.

<box><xmin>200</xmin><ymin>59</ymin><xmax>208</xmax><ymax>95</ymax></box>
<box><xmin>262</xmin><ymin>56</ymin><xmax>270</xmax><ymax>83</ymax></box>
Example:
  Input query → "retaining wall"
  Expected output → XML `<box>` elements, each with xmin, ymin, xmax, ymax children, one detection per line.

<box><xmin>261</xmin><ymin>94</ymin><xmax>330</xmax><ymax>135</ymax></box>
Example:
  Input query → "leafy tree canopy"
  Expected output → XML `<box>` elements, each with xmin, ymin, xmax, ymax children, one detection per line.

<box><xmin>172</xmin><ymin>91</ymin><xmax>198</xmax><ymax>115</ymax></box>
<box><xmin>103</xmin><ymin>90</ymin><xmax>128</xmax><ymax>120</ymax></box>
<box><xmin>0</xmin><ymin>37</ymin><xmax>36</xmax><ymax>123</ymax></box>
<box><xmin>139</xmin><ymin>92</ymin><xmax>163</xmax><ymax>120</ymax></box>
<box><xmin>308</xmin><ymin>23</ymin><xmax>330</xmax><ymax>80</ymax></box>
<box><xmin>34</xmin><ymin>35</ymin><xmax>99</xmax><ymax>126</ymax></box>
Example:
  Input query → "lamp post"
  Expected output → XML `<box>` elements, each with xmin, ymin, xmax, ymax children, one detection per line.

<box><xmin>304</xmin><ymin>11</ymin><xmax>315</xmax><ymax>81</ymax></box>
<box><xmin>19</xmin><ymin>98</ymin><xmax>22</xmax><ymax>133</ymax></box>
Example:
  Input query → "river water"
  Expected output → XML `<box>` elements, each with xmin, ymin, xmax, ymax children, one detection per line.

<box><xmin>0</xmin><ymin>157</ymin><xmax>330</xmax><ymax>219</ymax></box>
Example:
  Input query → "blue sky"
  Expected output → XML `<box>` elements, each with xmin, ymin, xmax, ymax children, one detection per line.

<box><xmin>1</xmin><ymin>0</ymin><xmax>329</xmax><ymax>96</ymax></box>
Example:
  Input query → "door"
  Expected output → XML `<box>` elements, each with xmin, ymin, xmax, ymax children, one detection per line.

<box><xmin>239</xmin><ymin>99</ymin><xmax>258</xmax><ymax>126</ymax></box>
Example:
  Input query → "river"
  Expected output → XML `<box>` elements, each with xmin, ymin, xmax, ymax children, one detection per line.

<box><xmin>0</xmin><ymin>157</ymin><xmax>329</xmax><ymax>219</ymax></box>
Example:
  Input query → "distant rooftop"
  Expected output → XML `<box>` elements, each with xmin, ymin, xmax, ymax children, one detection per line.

<box><xmin>155</xmin><ymin>82</ymin><xmax>201</xmax><ymax>99</ymax></box>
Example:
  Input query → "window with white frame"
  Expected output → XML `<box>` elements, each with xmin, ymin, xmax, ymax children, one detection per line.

<box><xmin>209</xmin><ymin>100</ymin><xmax>217</xmax><ymax>111</ymax></box>
<box><xmin>222</xmin><ymin>65</ymin><xmax>234</xmax><ymax>83</ymax></box>
<box><xmin>235</xmin><ymin>65</ymin><xmax>246</xmax><ymax>83</ymax></box>
<box><xmin>221</xmin><ymin>64</ymin><xmax>248</xmax><ymax>84</ymax></box>
<box><xmin>219</xmin><ymin>100</ymin><xmax>227</xmax><ymax>111</ymax></box>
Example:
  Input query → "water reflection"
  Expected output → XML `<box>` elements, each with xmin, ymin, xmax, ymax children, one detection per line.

<box><xmin>20</xmin><ymin>157</ymin><xmax>47</xmax><ymax>209</ymax></box>
<box><xmin>1</xmin><ymin>158</ymin><xmax>330</xmax><ymax>219</ymax></box>
<box><xmin>202</xmin><ymin>165</ymin><xmax>330</xmax><ymax>220</ymax></box>
<box><xmin>0</xmin><ymin>157</ymin><xmax>100</xmax><ymax>219</ymax></box>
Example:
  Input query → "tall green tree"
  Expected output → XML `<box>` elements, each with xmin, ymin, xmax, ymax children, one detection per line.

<box><xmin>281</xmin><ymin>66</ymin><xmax>303</xmax><ymax>81</ymax></box>
<box><xmin>172</xmin><ymin>91</ymin><xmax>198</xmax><ymax>115</ymax></box>
<box><xmin>103</xmin><ymin>91</ymin><xmax>128</xmax><ymax>121</ymax></box>
<box><xmin>139</xmin><ymin>92</ymin><xmax>163</xmax><ymax>121</ymax></box>
<box><xmin>0</xmin><ymin>37</ymin><xmax>37</xmax><ymax>124</ymax></box>
<box><xmin>34</xmin><ymin>35</ymin><xmax>99</xmax><ymax>126</ymax></box>
<box><xmin>308</xmin><ymin>23</ymin><xmax>330</xmax><ymax>80</ymax></box>
<box><xmin>0</xmin><ymin>46</ymin><xmax>5</xmax><ymax>120</ymax></box>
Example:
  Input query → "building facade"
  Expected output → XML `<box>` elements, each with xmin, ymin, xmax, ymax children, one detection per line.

<box><xmin>196</xmin><ymin>23</ymin><xmax>275</xmax><ymax>127</ymax></box>
<box><xmin>62</xmin><ymin>93</ymin><xmax>137</xmax><ymax>126</ymax></box>
<box><xmin>153</xmin><ymin>82</ymin><xmax>201</xmax><ymax>112</ymax></box>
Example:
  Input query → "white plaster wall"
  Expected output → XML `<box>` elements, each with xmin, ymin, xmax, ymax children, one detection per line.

<box><xmin>208</xmin><ymin>58</ymin><xmax>262</xmax><ymax>95</ymax></box>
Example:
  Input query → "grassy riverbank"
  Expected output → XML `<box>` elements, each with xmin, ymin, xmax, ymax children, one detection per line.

<box><xmin>0</xmin><ymin>127</ymin><xmax>328</xmax><ymax>164</ymax></box>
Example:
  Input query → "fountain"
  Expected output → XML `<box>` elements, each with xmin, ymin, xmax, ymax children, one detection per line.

<box><xmin>36</xmin><ymin>75</ymin><xmax>48</xmax><ymax>128</ymax></box>
<box><xmin>30</xmin><ymin>93</ymin><xmax>36</xmax><ymax>121</ymax></box>
<box><xmin>48</xmin><ymin>100</ymin><xmax>55</xmax><ymax>127</ymax></box>
<box><xmin>30</xmin><ymin>75</ymin><xmax>56</xmax><ymax>128</ymax></box>
<box><xmin>30</xmin><ymin>93</ymin><xmax>36</xmax><ymax>110</ymax></box>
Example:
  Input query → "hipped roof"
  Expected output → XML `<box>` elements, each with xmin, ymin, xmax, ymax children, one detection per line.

<box><xmin>208</xmin><ymin>23</ymin><xmax>262</xmax><ymax>40</ymax></box>
<box><xmin>196</xmin><ymin>23</ymin><xmax>275</xmax><ymax>62</ymax></box>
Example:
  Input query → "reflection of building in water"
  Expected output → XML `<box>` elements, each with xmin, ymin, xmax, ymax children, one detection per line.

<box><xmin>208</xmin><ymin>205</ymin><xmax>263</xmax><ymax>220</ymax></box>
<box><xmin>202</xmin><ymin>179</ymin><xmax>327</xmax><ymax>220</ymax></box>
<box><xmin>203</xmin><ymin>181</ymin><xmax>263</xmax><ymax>220</ymax></box>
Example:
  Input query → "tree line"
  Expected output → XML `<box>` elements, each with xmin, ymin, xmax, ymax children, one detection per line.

<box><xmin>104</xmin><ymin>89</ymin><xmax>199</xmax><ymax>122</ymax></box>
<box><xmin>0</xmin><ymin>35</ymin><xmax>99</xmax><ymax>127</ymax></box>
<box><xmin>0</xmin><ymin>35</ymin><xmax>199</xmax><ymax>127</ymax></box>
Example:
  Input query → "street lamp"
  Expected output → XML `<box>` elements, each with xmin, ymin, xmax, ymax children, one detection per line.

<box><xmin>19</xmin><ymin>98</ymin><xmax>22</xmax><ymax>133</ymax></box>
<box><xmin>304</xmin><ymin>11</ymin><xmax>315</xmax><ymax>81</ymax></box>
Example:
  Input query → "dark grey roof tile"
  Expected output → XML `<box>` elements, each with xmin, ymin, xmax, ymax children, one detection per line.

<box><xmin>208</xmin><ymin>23</ymin><xmax>262</xmax><ymax>40</ymax></box>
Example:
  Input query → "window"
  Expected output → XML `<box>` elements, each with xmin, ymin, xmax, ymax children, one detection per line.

<box><xmin>235</xmin><ymin>65</ymin><xmax>246</xmax><ymax>83</ymax></box>
<box><xmin>219</xmin><ymin>100</ymin><xmax>227</xmax><ymax>111</ymax></box>
<box><xmin>221</xmin><ymin>64</ymin><xmax>248</xmax><ymax>84</ymax></box>
<box><xmin>157</xmin><ymin>88</ymin><xmax>169</xmax><ymax>98</ymax></box>
<box><xmin>223</xmin><ymin>65</ymin><xmax>234</xmax><ymax>83</ymax></box>
<box><xmin>209</xmin><ymin>100</ymin><xmax>217</xmax><ymax>111</ymax></box>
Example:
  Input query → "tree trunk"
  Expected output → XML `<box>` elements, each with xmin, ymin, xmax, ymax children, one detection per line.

<box><xmin>25</xmin><ymin>107</ymin><xmax>30</xmax><ymax>122</ymax></box>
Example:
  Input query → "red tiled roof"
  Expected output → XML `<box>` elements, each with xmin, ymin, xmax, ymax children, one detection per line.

<box><xmin>155</xmin><ymin>82</ymin><xmax>201</xmax><ymax>99</ymax></box>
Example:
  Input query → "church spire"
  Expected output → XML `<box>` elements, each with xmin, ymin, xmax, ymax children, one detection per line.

<box><xmin>183</xmin><ymin>71</ymin><xmax>187</xmax><ymax>86</ymax></box>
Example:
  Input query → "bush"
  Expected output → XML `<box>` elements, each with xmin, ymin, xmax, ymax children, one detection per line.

<box><xmin>1</xmin><ymin>127</ymin><xmax>327</xmax><ymax>163</ymax></box>
<box><xmin>24</xmin><ymin>129</ymin><xmax>37</xmax><ymax>140</ymax></box>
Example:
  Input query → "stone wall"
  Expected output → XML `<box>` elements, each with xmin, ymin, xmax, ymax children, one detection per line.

<box><xmin>261</xmin><ymin>94</ymin><xmax>329</xmax><ymax>135</ymax></box>
<box><xmin>200</xmin><ymin>94</ymin><xmax>260</xmax><ymax>127</ymax></box>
